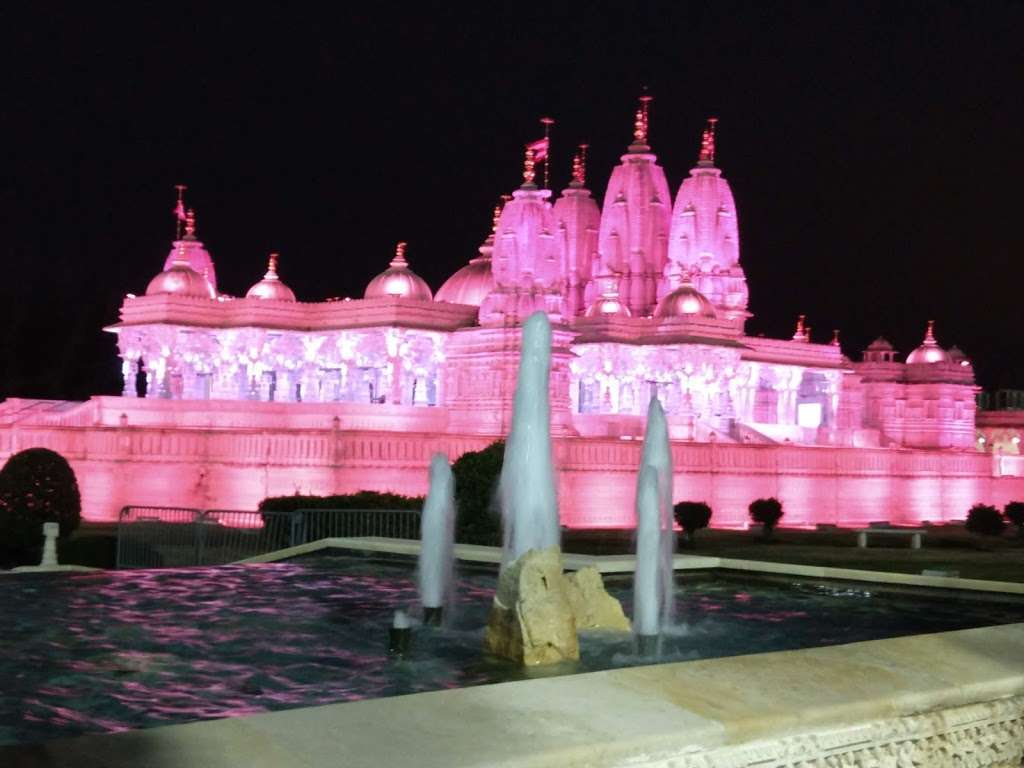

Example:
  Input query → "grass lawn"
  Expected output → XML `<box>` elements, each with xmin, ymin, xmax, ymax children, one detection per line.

<box><xmin>564</xmin><ymin>525</ymin><xmax>1024</xmax><ymax>583</ymax></box>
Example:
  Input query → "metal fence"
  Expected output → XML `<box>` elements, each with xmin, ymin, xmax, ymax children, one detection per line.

<box><xmin>116</xmin><ymin>506</ymin><xmax>421</xmax><ymax>569</ymax></box>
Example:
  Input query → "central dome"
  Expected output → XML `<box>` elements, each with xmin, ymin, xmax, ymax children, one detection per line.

<box><xmin>365</xmin><ymin>242</ymin><xmax>433</xmax><ymax>301</ymax></box>
<box><xmin>146</xmin><ymin>245</ymin><xmax>216</xmax><ymax>299</ymax></box>
<box><xmin>654</xmin><ymin>282</ymin><xmax>716</xmax><ymax>319</ymax></box>
<box><xmin>906</xmin><ymin>320</ymin><xmax>951</xmax><ymax>364</ymax></box>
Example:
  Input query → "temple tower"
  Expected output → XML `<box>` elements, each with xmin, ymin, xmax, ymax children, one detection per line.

<box><xmin>552</xmin><ymin>145</ymin><xmax>601</xmax><ymax>318</ymax></box>
<box><xmin>595</xmin><ymin>96</ymin><xmax>672</xmax><ymax>317</ymax></box>
<box><xmin>664</xmin><ymin>119</ymin><xmax>749</xmax><ymax>320</ymax></box>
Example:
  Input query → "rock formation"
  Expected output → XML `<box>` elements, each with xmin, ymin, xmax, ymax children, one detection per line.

<box><xmin>484</xmin><ymin>547</ymin><xmax>630</xmax><ymax>666</ymax></box>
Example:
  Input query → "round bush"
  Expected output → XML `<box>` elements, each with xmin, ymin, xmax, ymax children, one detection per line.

<box><xmin>673</xmin><ymin>501</ymin><xmax>712</xmax><ymax>542</ymax></box>
<box><xmin>748</xmin><ymin>497</ymin><xmax>784</xmax><ymax>535</ymax></box>
<box><xmin>450</xmin><ymin>441</ymin><xmax>504</xmax><ymax>546</ymax></box>
<box><xmin>0</xmin><ymin>448</ymin><xmax>82</xmax><ymax>566</ymax></box>
<box><xmin>1004</xmin><ymin>501</ymin><xmax>1024</xmax><ymax>536</ymax></box>
<box><xmin>965</xmin><ymin>503</ymin><xmax>1006</xmax><ymax>537</ymax></box>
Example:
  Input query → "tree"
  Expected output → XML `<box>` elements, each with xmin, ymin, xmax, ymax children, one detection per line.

<box><xmin>673</xmin><ymin>501</ymin><xmax>712</xmax><ymax>544</ymax></box>
<box><xmin>748</xmin><ymin>497</ymin><xmax>784</xmax><ymax>540</ymax></box>
<box><xmin>965</xmin><ymin>504</ymin><xmax>1006</xmax><ymax>538</ymax></box>
<box><xmin>1004</xmin><ymin>501</ymin><xmax>1024</xmax><ymax>539</ymax></box>
<box><xmin>450</xmin><ymin>441</ymin><xmax>504</xmax><ymax>546</ymax></box>
<box><xmin>0</xmin><ymin>448</ymin><xmax>82</xmax><ymax>567</ymax></box>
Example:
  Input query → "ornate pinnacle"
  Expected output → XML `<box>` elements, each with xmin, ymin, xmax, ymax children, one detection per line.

<box><xmin>391</xmin><ymin>241</ymin><xmax>408</xmax><ymax>267</ymax></box>
<box><xmin>522</xmin><ymin>147</ymin><xmax>536</xmax><ymax>186</ymax></box>
<box><xmin>491</xmin><ymin>204</ymin><xmax>502</xmax><ymax>233</ymax></box>
<box><xmin>925</xmin><ymin>319</ymin><xmax>936</xmax><ymax>342</ymax></box>
<box><xmin>699</xmin><ymin>117</ymin><xmax>719</xmax><ymax>164</ymax></box>
<box><xmin>831</xmin><ymin>329</ymin><xmax>841</xmax><ymax>346</ymax></box>
<box><xmin>793</xmin><ymin>314</ymin><xmax>808</xmax><ymax>341</ymax></box>
<box><xmin>571</xmin><ymin>143</ymin><xmax>589</xmax><ymax>187</ymax></box>
<box><xmin>184</xmin><ymin>208</ymin><xmax>196</xmax><ymax>238</ymax></box>
<box><xmin>266</xmin><ymin>253</ymin><xmax>280</xmax><ymax>279</ymax></box>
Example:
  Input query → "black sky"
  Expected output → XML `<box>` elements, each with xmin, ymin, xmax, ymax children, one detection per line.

<box><xmin>3</xmin><ymin>2</ymin><xmax>1023</xmax><ymax>401</ymax></box>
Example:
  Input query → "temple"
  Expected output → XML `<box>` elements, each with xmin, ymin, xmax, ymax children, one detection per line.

<box><xmin>2</xmin><ymin>101</ymin><xmax>1022</xmax><ymax>526</ymax></box>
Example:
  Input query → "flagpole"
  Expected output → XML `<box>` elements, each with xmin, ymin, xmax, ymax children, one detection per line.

<box><xmin>540</xmin><ymin>117</ymin><xmax>554</xmax><ymax>190</ymax></box>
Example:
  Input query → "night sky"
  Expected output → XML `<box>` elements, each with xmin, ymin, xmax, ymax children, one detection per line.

<box><xmin>4</xmin><ymin>2</ymin><xmax>1023</xmax><ymax>401</ymax></box>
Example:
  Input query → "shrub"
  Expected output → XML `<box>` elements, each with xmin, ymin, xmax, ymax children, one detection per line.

<box><xmin>673</xmin><ymin>501</ymin><xmax>712</xmax><ymax>544</ymax></box>
<box><xmin>1004</xmin><ymin>501</ymin><xmax>1024</xmax><ymax>538</ymax></box>
<box><xmin>450</xmin><ymin>441</ymin><xmax>504</xmax><ymax>546</ymax></box>
<box><xmin>0</xmin><ymin>448</ymin><xmax>82</xmax><ymax>567</ymax></box>
<box><xmin>965</xmin><ymin>504</ymin><xmax>1007</xmax><ymax>537</ymax></box>
<box><xmin>258</xmin><ymin>490</ymin><xmax>423</xmax><ymax>513</ymax></box>
<box><xmin>748</xmin><ymin>497</ymin><xmax>784</xmax><ymax>539</ymax></box>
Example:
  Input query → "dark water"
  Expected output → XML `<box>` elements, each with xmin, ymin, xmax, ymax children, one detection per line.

<box><xmin>1</xmin><ymin>553</ymin><xmax>1022</xmax><ymax>745</ymax></box>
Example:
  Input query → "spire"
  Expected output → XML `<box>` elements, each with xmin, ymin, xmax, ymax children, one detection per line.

<box><xmin>173</xmin><ymin>184</ymin><xmax>187</xmax><ymax>240</ymax></box>
<box><xmin>924</xmin><ymin>319</ymin><xmax>937</xmax><ymax>343</ymax></box>
<box><xmin>184</xmin><ymin>208</ymin><xmax>196</xmax><ymax>239</ymax></box>
<box><xmin>831</xmin><ymin>329</ymin><xmax>841</xmax><ymax>347</ymax></box>
<box><xmin>391</xmin><ymin>241</ymin><xmax>409</xmax><ymax>267</ymax></box>
<box><xmin>570</xmin><ymin>143</ymin><xmax>589</xmax><ymax>188</ymax></box>
<box><xmin>628</xmin><ymin>94</ymin><xmax>653</xmax><ymax>152</ymax></box>
<box><xmin>698</xmin><ymin>117</ymin><xmax>719</xmax><ymax>165</ymax></box>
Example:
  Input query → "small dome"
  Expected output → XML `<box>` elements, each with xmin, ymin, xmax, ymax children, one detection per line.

<box><xmin>584</xmin><ymin>273</ymin><xmax>631</xmax><ymax>318</ymax></box>
<box><xmin>146</xmin><ymin>246</ymin><xmax>216</xmax><ymax>299</ymax></box>
<box><xmin>246</xmin><ymin>254</ymin><xmax>296</xmax><ymax>301</ymax></box>
<box><xmin>906</xmin><ymin>320</ymin><xmax>951</xmax><ymax>364</ymax></box>
<box><xmin>654</xmin><ymin>281</ymin><xmax>716</xmax><ymax>319</ymax></box>
<box><xmin>436</xmin><ymin>242</ymin><xmax>493</xmax><ymax>306</ymax></box>
<box><xmin>867</xmin><ymin>337</ymin><xmax>894</xmax><ymax>351</ymax></box>
<box><xmin>364</xmin><ymin>242</ymin><xmax>433</xmax><ymax>301</ymax></box>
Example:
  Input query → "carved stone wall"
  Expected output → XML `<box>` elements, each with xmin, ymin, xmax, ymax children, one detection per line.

<box><xmin>637</xmin><ymin>695</ymin><xmax>1024</xmax><ymax>768</ymax></box>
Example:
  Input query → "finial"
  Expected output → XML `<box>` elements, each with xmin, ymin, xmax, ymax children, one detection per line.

<box><xmin>266</xmin><ymin>253</ymin><xmax>280</xmax><ymax>279</ymax></box>
<box><xmin>491</xmin><ymin>204</ymin><xmax>502</xmax><ymax>233</ymax></box>
<box><xmin>631</xmin><ymin>94</ymin><xmax>653</xmax><ymax>150</ymax></box>
<box><xmin>698</xmin><ymin>117</ymin><xmax>719</xmax><ymax>165</ymax></box>
<box><xmin>522</xmin><ymin>147</ymin><xmax>537</xmax><ymax>187</ymax></box>
<box><xmin>173</xmin><ymin>184</ymin><xmax>188</xmax><ymax>240</ymax></box>
<box><xmin>925</xmin><ymin>319</ymin><xmax>936</xmax><ymax>342</ymax></box>
<box><xmin>391</xmin><ymin>241</ymin><xmax>408</xmax><ymax>267</ymax></box>
<box><xmin>184</xmin><ymin>208</ymin><xmax>196</xmax><ymax>238</ymax></box>
<box><xmin>831</xmin><ymin>329</ymin><xmax>841</xmax><ymax>347</ymax></box>
<box><xmin>793</xmin><ymin>314</ymin><xmax>808</xmax><ymax>341</ymax></box>
<box><xmin>571</xmin><ymin>143</ymin><xmax>589</xmax><ymax>187</ymax></box>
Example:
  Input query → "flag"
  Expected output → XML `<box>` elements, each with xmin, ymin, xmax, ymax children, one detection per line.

<box><xmin>174</xmin><ymin>199</ymin><xmax>187</xmax><ymax>222</ymax></box>
<box><xmin>526</xmin><ymin>137</ymin><xmax>548</xmax><ymax>162</ymax></box>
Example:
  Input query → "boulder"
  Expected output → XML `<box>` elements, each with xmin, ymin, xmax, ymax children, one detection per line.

<box><xmin>485</xmin><ymin>547</ymin><xmax>578</xmax><ymax>665</ymax></box>
<box><xmin>564</xmin><ymin>566</ymin><xmax>631</xmax><ymax>632</ymax></box>
<box><xmin>484</xmin><ymin>548</ymin><xmax>630</xmax><ymax>666</ymax></box>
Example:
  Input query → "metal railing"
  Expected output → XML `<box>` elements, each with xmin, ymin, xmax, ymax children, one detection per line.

<box><xmin>116</xmin><ymin>506</ymin><xmax>421</xmax><ymax>569</ymax></box>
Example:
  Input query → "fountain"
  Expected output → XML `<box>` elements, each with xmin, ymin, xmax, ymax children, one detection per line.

<box><xmin>633</xmin><ymin>397</ymin><xmax>675</xmax><ymax>653</ymax></box>
<box><xmin>484</xmin><ymin>312</ymin><xmax>630</xmax><ymax>665</ymax></box>
<box><xmin>497</xmin><ymin>311</ymin><xmax>560</xmax><ymax>562</ymax></box>
<box><xmin>418</xmin><ymin>453</ymin><xmax>455</xmax><ymax>626</ymax></box>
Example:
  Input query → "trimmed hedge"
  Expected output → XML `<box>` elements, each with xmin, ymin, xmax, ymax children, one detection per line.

<box><xmin>966</xmin><ymin>503</ymin><xmax>1006</xmax><ymax>537</ymax></box>
<box><xmin>258</xmin><ymin>490</ymin><xmax>423</xmax><ymax>513</ymax></box>
<box><xmin>673</xmin><ymin>501</ymin><xmax>712</xmax><ymax>543</ymax></box>
<box><xmin>451</xmin><ymin>441</ymin><xmax>503</xmax><ymax>546</ymax></box>
<box><xmin>749</xmin><ymin>497</ymin><xmax>784</xmax><ymax>537</ymax></box>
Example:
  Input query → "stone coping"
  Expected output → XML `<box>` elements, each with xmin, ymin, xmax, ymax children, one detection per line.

<box><xmin>238</xmin><ymin>537</ymin><xmax>1024</xmax><ymax>595</ymax></box>
<box><xmin>5</xmin><ymin>622</ymin><xmax>1023</xmax><ymax>766</ymax></box>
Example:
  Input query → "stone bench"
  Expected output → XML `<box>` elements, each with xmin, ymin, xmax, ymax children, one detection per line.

<box><xmin>854</xmin><ymin>528</ymin><xmax>926</xmax><ymax>549</ymax></box>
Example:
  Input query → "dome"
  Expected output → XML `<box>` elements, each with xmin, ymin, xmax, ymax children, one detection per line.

<box><xmin>245</xmin><ymin>254</ymin><xmax>296</xmax><ymax>301</ymax></box>
<box><xmin>866</xmin><ymin>337</ymin><xmax>894</xmax><ymax>352</ymax></box>
<box><xmin>584</xmin><ymin>274</ymin><xmax>631</xmax><ymax>318</ymax></box>
<box><xmin>436</xmin><ymin>256</ymin><xmax>493</xmax><ymax>305</ymax></box>
<box><xmin>146</xmin><ymin>246</ymin><xmax>216</xmax><ymax>299</ymax></box>
<box><xmin>364</xmin><ymin>242</ymin><xmax>433</xmax><ymax>301</ymax></box>
<box><xmin>654</xmin><ymin>281</ymin><xmax>716</xmax><ymax>319</ymax></box>
<box><xmin>906</xmin><ymin>320</ymin><xmax>951</xmax><ymax>364</ymax></box>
